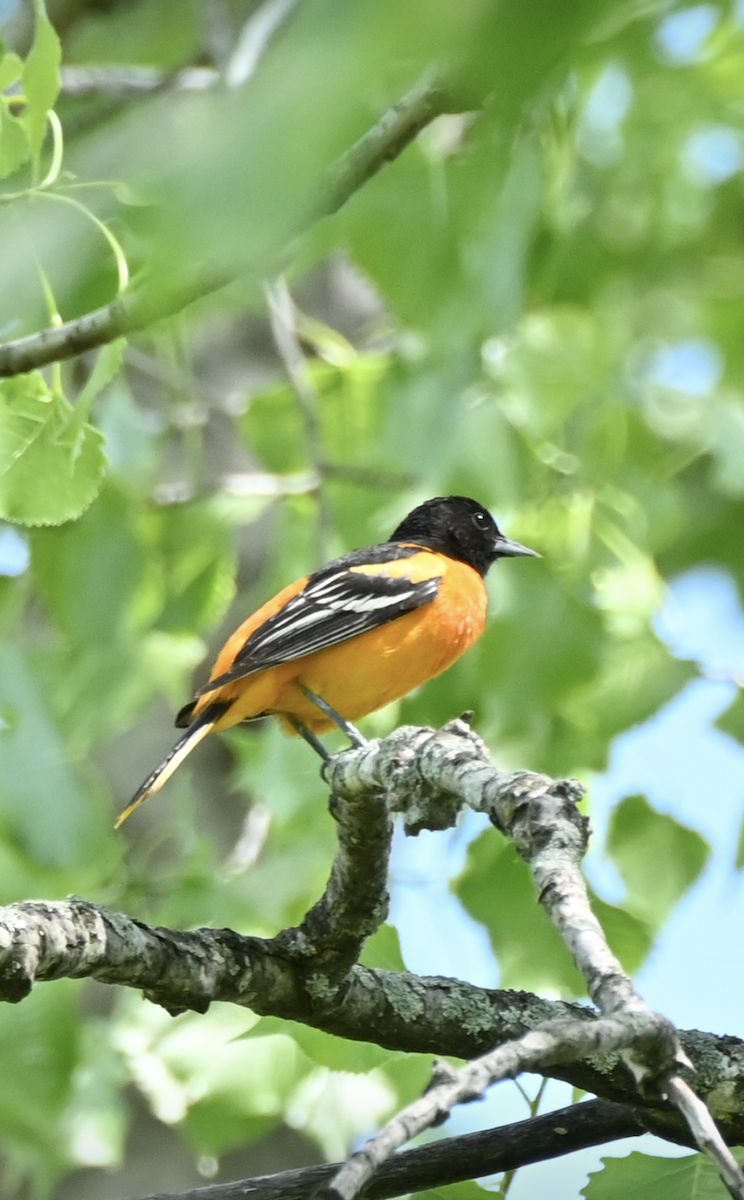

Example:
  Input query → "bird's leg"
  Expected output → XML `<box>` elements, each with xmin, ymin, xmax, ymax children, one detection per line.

<box><xmin>299</xmin><ymin>685</ymin><xmax>368</xmax><ymax>748</ymax></box>
<box><xmin>287</xmin><ymin>715</ymin><xmax>332</xmax><ymax>761</ymax></box>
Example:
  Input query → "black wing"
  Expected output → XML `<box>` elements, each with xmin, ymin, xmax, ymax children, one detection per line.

<box><xmin>197</xmin><ymin>543</ymin><xmax>441</xmax><ymax>695</ymax></box>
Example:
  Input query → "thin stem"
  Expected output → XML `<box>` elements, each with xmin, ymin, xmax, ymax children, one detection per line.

<box><xmin>265</xmin><ymin>277</ymin><xmax>332</xmax><ymax>565</ymax></box>
<box><xmin>39</xmin><ymin>191</ymin><xmax>129</xmax><ymax>293</ymax></box>
<box><xmin>38</xmin><ymin>109</ymin><xmax>64</xmax><ymax>189</ymax></box>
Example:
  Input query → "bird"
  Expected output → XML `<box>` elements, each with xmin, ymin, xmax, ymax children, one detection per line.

<box><xmin>116</xmin><ymin>496</ymin><xmax>538</xmax><ymax>827</ymax></box>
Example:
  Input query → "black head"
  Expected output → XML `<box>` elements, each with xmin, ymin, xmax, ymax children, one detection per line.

<box><xmin>389</xmin><ymin>496</ymin><xmax>539</xmax><ymax>578</ymax></box>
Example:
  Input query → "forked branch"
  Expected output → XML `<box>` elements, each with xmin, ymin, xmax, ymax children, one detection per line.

<box><xmin>320</xmin><ymin>719</ymin><xmax>744</xmax><ymax>1200</ymax></box>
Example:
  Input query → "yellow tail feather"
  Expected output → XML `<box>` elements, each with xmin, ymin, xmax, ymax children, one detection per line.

<box><xmin>115</xmin><ymin>719</ymin><xmax>215</xmax><ymax>828</ymax></box>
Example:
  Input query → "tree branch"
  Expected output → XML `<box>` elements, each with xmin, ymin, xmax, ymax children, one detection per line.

<box><xmin>0</xmin><ymin>272</ymin><xmax>229</xmax><ymax>380</ymax></box>
<box><xmin>269</xmin><ymin>764</ymin><xmax>394</xmax><ymax>1000</ymax></box>
<box><xmin>0</xmin><ymin>78</ymin><xmax>449</xmax><ymax>379</ymax></box>
<box><xmin>1</xmin><ymin>889</ymin><xmax>739</xmax><ymax>1139</ymax></box>
<box><xmin>3</xmin><ymin>720</ymin><xmax>744</xmax><ymax>1198</ymax></box>
<box><xmin>320</xmin><ymin>73</ymin><xmax>448</xmax><ymax>219</ymax></box>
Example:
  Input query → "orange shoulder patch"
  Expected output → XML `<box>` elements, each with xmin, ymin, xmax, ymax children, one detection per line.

<box><xmin>207</xmin><ymin>575</ymin><xmax>309</xmax><ymax>682</ymax></box>
<box><xmin>350</xmin><ymin>548</ymin><xmax>446</xmax><ymax>584</ymax></box>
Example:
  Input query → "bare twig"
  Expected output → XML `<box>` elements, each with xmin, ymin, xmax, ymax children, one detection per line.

<box><xmin>59</xmin><ymin>0</ymin><xmax>301</xmax><ymax>100</ymax></box>
<box><xmin>321</xmin><ymin>462</ymin><xmax>415</xmax><ymax>489</ymax></box>
<box><xmin>221</xmin><ymin>469</ymin><xmax>319</xmax><ymax>496</ymax></box>
<box><xmin>151</xmin><ymin>464</ymin><xmax>413</xmax><ymax>507</ymax></box>
<box><xmin>225</xmin><ymin>0</ymin><xmax>301</xmax><ymax>86</ymax></box>
<box><xmin>0</xmin><ymin>894</ymin><xmax>596</xmax><ymax>1051</ymax></box>
<box><xmin>266</xmin><ymin>278</ymin><xmax>332</xmax><ymax>563</ymax></box>
<box><xmin>0</xmin><ymin>897</ymin><xmax>739</xmax><ymax>1135</ymax></box>
<box><xmin>59</xmin><ymin>64</ymin><xmax>219</xmax><ymax>95</ymax></box>
<box><xmin>0</xmin><ymin>271</ymin><xmax>231</xmax><ymax>379</ymax></box>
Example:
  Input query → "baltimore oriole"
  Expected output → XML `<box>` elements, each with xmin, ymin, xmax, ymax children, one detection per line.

<box><xmin>117</xmin><ymin>496</ymin><xmax>538</xmax><ymax>826</ymax></box>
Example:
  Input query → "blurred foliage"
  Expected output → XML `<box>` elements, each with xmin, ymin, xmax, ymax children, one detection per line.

<box><xmin>716</xmin><ymin>689</ymin><xmax>744</xmax><ymax>746</ymax></box>
<box><xmin>0</xmin><ymin>0</ymin><xmax>742</xmax><ymax>1194</ymax></box>
<box><xmin>606</xmin><ymin>793</ymin><xmax>710</xmax><ymax>927</ymax></box>
<box><xmin>417</xmin><ymin>1184</ymin><xmax>491</xmax><ymax>1200</ymax></box>
<box><xmin>583</xmin><ymin>1148</ymin><xmax>744</xmax><ymax>1198</ymax></box>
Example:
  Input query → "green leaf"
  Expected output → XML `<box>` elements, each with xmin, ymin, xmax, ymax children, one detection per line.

<box><xmin>64</xmin><ymin>1018</ymin><xmax>129</xmax><ymax>1170</ymax></box>
<box><xmin>360</xmin><ymin>922</ymin><xmax>407</xmax><ymax>971</ymax></box>
<box><xmin>240</xmin><ymin>1016</ymin><xmax>406</xmax><ymax>1073</ymax></box>
<box><xmin>0</xmin><ymin>50</ymin><xmax>23</xmax><ymax>92</ymax></box>
<box><xmin>737</xmin><ymin>814</ymin><xmax>744</xmax><ymax>873</ymax></box>
<box><xmin>582</xmin><ymin>1150</ymin><xmax>744</xmax><ymax>1199</ymax></box>
<box><xmin>496</xmin><ymin>307</ymin><xmax>611</xmax><ymax>438</ymax></box>
<box><xmin>319</xmin><ymin>355</ymin><xmax>392</xmax><ymax>472</ymax></box>
<box><xmin>31</xmin><ymin>484</ymin><xmax>143</xmax><ymax>646</ymax></box>
<box><xmin>455</xmin><ymin>827</ymin><xmax>655</xmax><ymax>993</ymax></box>
<box><xmin>241</xmin><ymin>382</ymin><xmax>308</xmax><ymax>474</ymax></box>
<box><xmin>590</xmin><ymin>893</ymin><xmax>652</xmax><ymax>976</ymax></box>
<box><xmin>73</xmin><ymin>338</ymin><xmax>127</xmax><ymax>423</ymax></box>
<box><xmin>146</xmin><ymin>499</ymin><xmax>237</xmax><ymax>635</ymax></box>
<box><xmin>416</xmin><ymin>1183</ymin><xmax>492</xmax><ymax>1200</ymax></box>
<box><xmin>296</xmin><ymin>312</ymin><xmax>358</xmax><ymax>367</ymax></box>
<box><xmin>0</xmin><ymin>980</ymin><xmax>80</xmax><ymax>1193</ymax></box>
<box><xmin>715</xmin><ymin>691</ymin><xmax>744</xmax><ymax>747</ymax></box>
<box><xmin>0</xmin><ymin>641</ymin><xmax>117</xmax><ymax>871</ymax></box>
<box><xmin>21</xmin><ymin>2</ymin><xmax>61</xmax><ymax>157</ymax></box>
<box><xmin>606</xmin><ymin>795</ymin><xmax>710</xmax><ymax>929</ymax></box>
<box><xmin>66</xmin><ymin>0</ymin><xmax>202</xmax><ymax>69</ymax></box>
<box><xmin>338</xmin><ymin>139</ymin><xmax>463</xmax><ymax>328</ymax></box>
<box><xmin>455</xmin><ymin>828</ymin><xmax>584</xmax><ymax>994</ymax></box>
<box><xmin>0</xmin><ymin>374</ymin><xmax>108</xmax><ymax>526</ymax></box>
<box><xmin>558</xmin><ymin>636</ymin><xmax>697</xmax><ymax>775</ymax></box>
<box><xmin>477</xmin><ymin>571</ymin><xmax>605</xmax><ymax>753</ymax></box>
<box><xmin>225</xmin><ymin>722</ymin><xmax>339</xmax><ymax>929</ymax></box>
<box><xmin>179</xmin><ymin>1031</ymin><xmax>308</xmax><ymax>1157</ymax></box>
<box><xmin>0</xmin><ymin>103</ymin><xmax>30</xmax><ymax>179</ymax></box>
<box><xmin>29</xmin><ymin>486</ymin><xmax>161</xmax><ymax>752</ymax></box>
<box><xmin>30</xmin><ymin>488</ymin><xmax>237</xmax><ymax>750</ymax></box>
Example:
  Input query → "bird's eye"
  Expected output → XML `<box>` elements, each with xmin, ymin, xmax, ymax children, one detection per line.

<box><xmin>472</xmin><ymin>512</ymin><xmax>487</xmax><ymax>526</ymax></box>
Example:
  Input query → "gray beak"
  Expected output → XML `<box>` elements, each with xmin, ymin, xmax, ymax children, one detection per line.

<box><xmin>494</xmin><ymin>536</ymin><xmax>541</xmax><ymax>559</ymax></box>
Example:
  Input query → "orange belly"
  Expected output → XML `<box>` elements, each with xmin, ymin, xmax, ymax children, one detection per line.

<box><xmin>207</xmin><ymin>559</ymin><xmax>487</xmax><ymax>733</ymax></box>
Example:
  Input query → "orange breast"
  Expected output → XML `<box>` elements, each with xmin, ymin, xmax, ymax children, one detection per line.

<box><xmin>207</xmin><ymin>557</ymin><xmax>487</xmax><ymax>733</ymax></box>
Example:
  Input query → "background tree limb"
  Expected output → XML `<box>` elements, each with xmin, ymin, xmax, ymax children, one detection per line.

<box><xmin>0</xmin><ymin>78</ymin><xmax>449</xmax><ymax>379</ymax></box>
<box><xmin>133</xmin><ymin>1099</ymin><xmax>651</xmax><ymax>1200</ymax></box>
